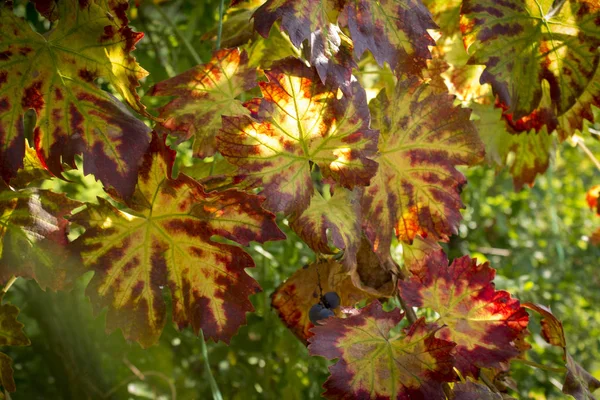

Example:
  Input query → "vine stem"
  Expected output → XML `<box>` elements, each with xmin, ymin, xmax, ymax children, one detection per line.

<box><xmin>386</xmin><ymin>260</ymin><xmax>418</xmax><ymax>325</ymax></box>
<box><xmin>153</xmin><ymin>5</ymin><xmax>203</xmax><ymax>65</ymax></box>
<box><xmin>572</xmin><ymin>135</ymin><xmax>600</xmax><ymax>172</ymax></box>
<box><xmin>216</xmin><ymin>0</ymin><xmax>226</xmax><ymax>50</ymax></box>
<box><xmin>1</xmin><ymin>276</ymin><xmax>17</xmax><ymax>298</ymax></box>
<box><xmin>200</xmin><ymin>330</ymin><xmax>223</xmax><ymax>400</ymax></box>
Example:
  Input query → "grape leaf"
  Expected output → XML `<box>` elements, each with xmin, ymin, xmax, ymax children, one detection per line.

<box><xmin>362</xmin><ymin>79</ymin><xmax>483</xmax><ymax>254</ymax></box>
<box><xmin>0</xmin><ymin>303</ymin><xmax>30</xmax><ymax>394</ymax></box>
<box><xmin>70</xmin><ymin>133</ymin><xmax>285</xmax><ymax>348</ymax></box>
<box><xmin>423</xmin><ymin>0</ymin><xmax>462</xmax><ymax>36</ymax></box>
<box><xmin>271</xmin><ymin>260</ymin><xmax>375</xmax><ymax>344</ymax></box>
<box><xmin>557</xmin><ymin>67</ymin><xmax>600</xmax><ymax>139</ymax></box>
<box><xmin>308</xmin><ymin>300</ymin><xmax>456</xmax><ymax>399</ymax></box>
<box><xmin>150</xmin><ymin>49</ymin><xmax>257</xmax><ymax>158</ymax></box>
<box><xmin>402</xmin><ymin>234</ymin><xmax>442</xmax><ymax>275</ymax></box>
<box><xmin>0</xmin><ymin>1</ymin><xmax>151</xmax><ymax>198</ymax></box>
<box><xmin>471</xmin><ymin>103</ymin><xmax>555</xmax><ymax>190</ymax></box>
<box><xmin>289</xmin><ymin>188</ymin><xmax>361</xmax><ymax>270</ymax></box>
<box><xmin>586</xmin><ymin>185</ymin><xmax>600</xmax><ymax>216</ymax></box>
<box><xmin>460</xmin><ymin>0</ymin><xmax>600</xmax><ymax>124</ymax></box>
<box><xmin>9</xmin><ymin>141</ymin><xmax>52</xmax><ymax>189</ymax></box>
<box><xmin>218</xmin><ymin>58</ymin><xmax>378</xmax><ymax>215</ymax></box>
<box><xmin>450</xmin><ymin>380</ymin><xmax>503</xmax><ymax>400</ymax></box>
<box><xmin>399</xmin><ymin>251</ymin><xmax>529</xmax><ymax>376</ymax></box>
<box><xmin>350</xmin><ymin>236</ymin><xmax>397</xmax><ymax>297</ymax></box>
<box><xmin>0</xmin><ymin>184</ymin><xmax>82</xmax><ymax>291</ymax></box>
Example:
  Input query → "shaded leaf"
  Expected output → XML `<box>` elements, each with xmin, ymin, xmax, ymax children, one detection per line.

<box><xmin>0</xmin><ymin>1</ymin><xmax>151</xmax><ymax>197</ymax></box>
<box><xmin>362</xmin><ymin>79</ymin><xmax>483</xmax><ymax>255</ymax></box>
<box><xmin>218</xmin><ymin>58</ymin><xmax>378</xmax><ymax>215</ymax></box>
<box><xmin>0</xmin><ymin>185</ymin><xmax>82</xmax><ymax>290</ymax></box>
<box><xmin>70</xmin><ymin>133</ymin><xmax>285</xmax><ymax>347</ymax></box>
<box><xmin>271</xmin><ymin>260</ymin><xmax>375</xmax><ymax>344</ymax></box>
<box><xmin>0</xmin><ymin>303</ymin><xmax>30</xmax><ymax>394</ymax></box>
<box><xmin>564</xmin><ymin>353</ymin><xmax>600</xmax><ymax>400</ymax></box>
<box><xmin>350</xmin><ymin>236</ymin><xmax>397</xmax><ymax>297</ymax></box>
<box><xmin>450</xmin><ymin>380</ymin><xmax>503</xmax><ymax>400</ymax></box>
<box><xmin>308</xmin><ymin>300</ymin><xmax>456</xmax><ymax>399</ymax></box>
<box><xmin>399</xmin><ymin>251</ymin><xmax>529</xmax><ymax>376</ymax></box>
<box><xmin>150</xmin><ymin>49</ymin><xmax>257</xmax><ymax>158</ymax></box>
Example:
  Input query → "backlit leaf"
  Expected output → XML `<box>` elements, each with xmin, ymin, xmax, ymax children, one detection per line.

<box><xmin>0</xmin><ymin>184</ymin><xmax>82</xmax><ymax>291</ymax></box>
<box><xmin>423</xmin><ymin>0</ymin><xmax>462</xmax><ymax>36</ymax></box>
<box><xmin>218</xmin><ymin>58</ymin><xmax>378</xmax><ymax>215</ymax></box>
<box><xmin>460</xmin><ymin>0</ymin><xmax>600</xmax><ymax>125</ymax></box>
<box><xmin>289</xmin><ymin>188</ymin><xmax>361</xmax><ymax>270</ymax></box>
<box><xmin>150</xmin><ymin>49</ymin><xmax>257</xmax><ymax>158</ymax></box>
<box><xmin>70</xmin><ymin>133</ymin><xmax>285</xmax><ymax>347</ymax></box>
<box><xmin>362</xmin><ymin>79</ymin><xmax>483</xmax><ymax>254</ymax></box>
<box><xmin>399</xmin><ymin>251</ymin><xmax>529</xmax><ymax>376</ymax></box>
<box><xmin>271</xmin><ymin>260</ymin><xmax>375</xmax><ymax>344</ymax></box>
<box><xmin>586</xmin><ymin>185</ymin><xmax>600</xmax><ymax>216</ymax></box>
<box><xmin>308</xmin><ymin>300</ymin><xmax>456</xmax><ymax>399</ymax></box>
<box><xmin>0</xmin><ymin>303</ymin><xmax>30</xmax><ymax>394</ymax></box>
<box><xmin>0</xmin><ymin>1</ymin><xmax>151</xmax><ymax>197</ymax></box>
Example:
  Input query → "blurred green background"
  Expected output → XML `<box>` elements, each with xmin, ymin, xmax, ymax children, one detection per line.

<box><xmin>4</xmin><ymin>1</ymin><xmax>600</xmax><ymax>399</ymax></box>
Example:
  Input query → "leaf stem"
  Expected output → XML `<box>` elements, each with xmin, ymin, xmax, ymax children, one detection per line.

<box><xmin>153</xmin><ymin>5</ymin><xmax>203</xmax><ymax>65</ymax></box>
<box><xmin>1</xmin><ymin>276</ymin><xmax>17</xmax><ymax>299</ymax></box>
<box><xmin>200</xmin><ymin>330</ymin><xmax>223</xmax><ymax>400</ymax></box>
<box><xmin>216</xmin><ymin>0</ymin><xmax>226</xmax><ymax>50</ymax></box>
<box><xmin>572</xmin><ymin>135</ymin><xmax>600</xmax><ymax>172</ymax></box>
<box><xmin>511</xmin><ymin>358</ymin><xmax>567</xmax><ymax>373</ymax></box>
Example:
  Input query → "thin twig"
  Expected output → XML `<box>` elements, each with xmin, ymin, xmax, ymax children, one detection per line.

<box><xmin>216</xmin><ymin>0</ymin><xmax>226</xmax><ymax>50</ymax></box>
<box><xmin>200</xmin><ymin>330</ymin><xmax>223</xmax><ymax>400</ymax></box>
<box><xmin>153</xmin><ymin>5</ymin><xmax>203</xmax><ymax>65</ymax></box>
<box><xmin>572</xmin><ymin>135</ymin><xmax>600</xmax><ymax>172</ymax></box>
<box><xmin>511</xmin><ymin>358</ymin><xmax>567</xmax><ymax>373</ymax></box>
<box><xmin>1</xmin><ymin>276</ymin><xmax>17</xmax><ymax>299</ymax></box>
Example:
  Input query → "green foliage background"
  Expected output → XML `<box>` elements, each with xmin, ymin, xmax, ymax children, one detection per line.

<box><xmin>4</xmin><ymin>1</ymin><xmax>599</xmax><ymax>399</ymax></box>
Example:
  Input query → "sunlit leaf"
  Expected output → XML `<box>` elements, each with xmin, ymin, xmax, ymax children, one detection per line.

<box><xmin>399</xmin><ymin>251</ymin><xmax>529</xmax><ymax>376</ymax></box>
<box><xmin>362</xmin><ymin>79</ymin><xmax>483</xmax><ymax>255</ymax></box>
<box><xmin>0</xmin><ymin>183</ymin><xmax>82</xmax><ymax>291</ymax></box>
<box><xmin>0</xmin><ymin>303</ymin><xmax>30</xmax><ymax>394</ymax></box>
<box><xmin>218</xmin><ymin>58</ymin><xmax>378</xmax><ymax>214</ymax></box>
<box><xmin>586</xmin><ymin>185</ymin><xmax>600</xmax><ymax>216</ymax></box>
<box><xmin>271</xmin><ymin>260</ymin><xmax>375</xmax><ymax>344</ymax></box>
<box><xmin>423</xmin><ymin>0</ymin><xmax>462</xmax><ymax>36</ymax></box>
<box><xmin>70</xmin><ymin>133</ymin><xmax>285</xmax><ymax>347</ymax></box>
<box><xmin>150</xmin><ymin>49</ymin><xmax>257</xmax><ymax>158</ymax></box>
<box><xmin>0</xmin><ymin>1</ymin><xmax>151</xmax><ymax>197</ymax></box>
<box><xmin>308</xmin><ymin>300</ymin><xmax>456</xmax><ymax>399</ymax></box>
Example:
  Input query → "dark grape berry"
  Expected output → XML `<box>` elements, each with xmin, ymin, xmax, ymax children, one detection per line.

<box><xmin>322</xmin><ymin>292</ymin><xmax>340</xmax><ymax>309</ymax></box>
<box><xmin>309</xmin><ymin>303</ymin><xmax>335</xmax><ymax>325</ymax></box>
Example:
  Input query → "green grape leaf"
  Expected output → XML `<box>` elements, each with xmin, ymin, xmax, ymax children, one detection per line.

<box><xmin>308</xmin><ymin>300</ymin><xmax>456</xmax><ymax>399</ymax></box>
<box><xmin>471</xmin><ymin>103</ymin><xmax>555</xmax><ymax>190</ymax></box>
<box><xmin>290</xmin><ymin>188</ymin><xmax>361</xmax><ymax>270</ymax></box>
<box><xmin>271</xmin><ymin>260</ymin><xmax>376</xmax><ymax>345</ymax></box>
<box><xmin>460</xmin><ymin>0</ymin><xmax>600</xmax><ymax>125</ymax></box>
<box><xmin>0</xmin><ymin>1</ymin><xmax>151</xmax><ymax>197</ymax></box>
<box><xmin>0</xmin><ymin>303</ymin><xmax>30</xmax><ymax>394</ymax></box>
<box><xmin>423</xmin><ymin>0</ymin><xmax>462</xmax><ymax>36</ymax></box>
<box><xmin>70</xmin><ymin>133</ymin><xmax>285</xmax><ymax>348</ymax></box>
<box><xmin>150</xmin><ymin>49</ymin><xmax>257</xmax><ymax>158</ymax></box>
<box><xmin>0</xmin><ymin>184</ymin><xmax>82</xmax><ymax>291</ymax></box>
<box><xmin>218</xmin><ymin>58</ymin><xmax>378</xmax><ymax>215</ymax></box>
<box><xmin>362</xmin><ymin>79</ymin><xmax>483</xmax><ymax>254</ymax></box>
<box><xmin>399</xmin><ymin>251</ymin><xmax>529</xmax><ymax>376</ymax></box>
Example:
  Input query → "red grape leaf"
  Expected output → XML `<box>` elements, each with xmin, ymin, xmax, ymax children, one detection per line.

<box><xmin>308</xmin><ymin>300</ymin><xmax>456</xmax><ymax>399</ymax></box>
<box><xmin>150</xmin><ymin>49</ymin><xmax>257</xmax><ymax>158</ymax></box>
<box><xmin>0</xmin><ymin>1</ymin><xmax>151</xmax><ymax>198</ymax></box>
<box><xmin>460</xmin><ymin>0</ymin><xmax>600</xmax><ymax>124</ymax></box>
<box><xmin>399</xmin><ymin>251</ymin><xmax>529</xmax><ymax>376</ymax></box>
<box><xmin>0</xmin><ymin>184</ymin><xmax>83</xmax><ymax>291</ymax></box>
<box><xmin>586</xmin><ymin>185</ymin><xmax>600</xmax><ymax>216</ymax></box>
<box><xmin>0</xmin><ymin>303</ymin><xmax>30</xmax><ymax>394</ymax></box>
<box><xmin>290</xmin><ymin>188</ymin><xmax>361</xmax><ymax>271</ymax></box>
<box><xmin>70</xmin><ymin>133</ymin><xmax>285</xmax><ymax>348</ymax></box>
<box><xmin>471</xmin><ymin>103</ymin><xmax>555</xmax><ymax>191</ymax></box>
<box><xmin>362</xmin><ymin>79</ymin><xmax>483</xmax><ymax>254</ymax></box>
<box><xmin>522</xmin><ymin>303</ymin><xmax>566</xmax><ymax>348</ymax></box>
<box><xmin>218</xmin><ymin>58</ymin><xmax>378</xmax><ymax>215</ymax></box>
<box><xmin>271</xmin><ymin>260</ymin><xmax>376</xmax><ymax>345</ymax></box>
<box><xmin>450</xmin><ymin>380</ymin><xmax>503</xmax><ymax>400</ymax></box>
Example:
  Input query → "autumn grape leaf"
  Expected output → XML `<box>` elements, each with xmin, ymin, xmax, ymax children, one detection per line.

<box><xmin>524</xmin><ymin>303</ymin><xmax>600</xmax><ymax>400</ymax></box>
<box><xmin>399</xmin><ymin>251</ymin><xmax>529</xmax><ymax>376</ymax></box>
<box><xmin>471</xmin><ymin>103</ymin><xmax>555</xmax><ymax>190</ymax></box>
<box><xmin>70</xmin><ymin>133</ymin><xmax>285</xmax><ymax>348</ymax></box>
<box><xmin>460</xmin><ymin>0</ymin><xmax>600</xmax><ymax>126</ymax></box>
<box><xmin>423</xmin><ymin>0</ymin><xmax>462</xmax><ymax>36</ymax></box>
<box><xmin>0</xmin><ymin>303</ymin><xmax>30</xmax><ymax>395</ymax></box>
<box><xmin>0</xmin><ymin>183</ymin><xmax>82</xmax><ymax>291</ymax></box>
<box><xmin>557</xmin><ymin>67</ymin><xmax>600</xmax><ymax>139</ymax></box>
<box><xmin>218</xmin><ymin>58</ymin><xmax>378</xmax><ymax>215</ymax></box>
<box><xmin>290</xmin><ymin>188</ymin><xmax>361</xmax><ymax>270</ymax></box>
<box><xmin>150</xmin><ymin>49</ymin><xmax>257</xmax><ymax>158</ymax></box>
<box><xmin>450</xmin><ymin>380</ymin><xmax>503</xmax><ymax>400</ymax></box>
<box><xmin>362</xmin><ymin>79</ymin><xmax>483</xmax><ymax>255</ymax></box>
<box><xmin>271</xmin><ymin>260</ymin><xmax>376</xmax><ymax>344</ymax></box>
<box><xmin>0</xmin><ymin>1</ymin><xmax>151</xmax><ymax>197</ymax></box>
<box><xmin>308</xmin><ymin>300</ymin><xmax>456</xmax><ymax>399</ymax></box>
<box><xmin>9</xmin><ymin>141</ymin><xmax>52</xmax><ymax>189</ymax></box>
<box><xmin>401</xmin><ymin>234</ymin><xmax>442</xmax><ymax>275</ymax></box>
<box><xmin>350</xmin><ymin>236</ymin><xmax>397</xmax><ymax>297</ymax></box>
<box><xmin>586</xmin><ymin>185</ymin><xmax>600</xmax><ymax>216</ymax></box>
